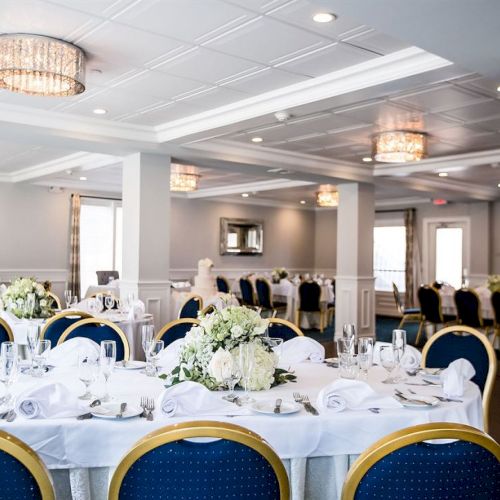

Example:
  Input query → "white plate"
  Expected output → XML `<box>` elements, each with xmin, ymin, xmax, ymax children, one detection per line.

<box><xmin>115</xmin><ymin>360</ymin><xmax>146</xmax><ymax>370</ymax></box>
<box><xmin>251</xmin><ymin>400</ymin><xmax>301</xmax><ymax>415</ymax></box>
<box><xmin>91</xmin><ymin>403</ymin><xmax>142</xmax><ymax>419</ymax></box>
<box><xmin>398</xmin><ymin>394</ymin><xmax>440</xmax><ymax>408</ymax></box>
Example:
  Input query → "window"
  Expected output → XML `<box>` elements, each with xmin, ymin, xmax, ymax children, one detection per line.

<box><xmin>373</xmin><ymin>226</ymin><xmax>406</xmax><ymax>292</ymax></box>
<box><xmin>80</xmin><ymin>198</ymin><xmax>122</xmax><ymax>297</ymax></box>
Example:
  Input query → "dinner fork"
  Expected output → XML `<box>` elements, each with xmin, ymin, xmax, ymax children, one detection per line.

<box><xmin>293</xmin><ymin>393</ymin><xmax>319</xmax><ymax>416</ymax></box>
<box><xmin>140</xmin><ymin>397</ymin><xmax>148</xmax><ymax>418</ymax></box>
<box><xmin>146</xmin><ymin>398</ymin><xmax>155</xmax><ymax>421</ymax></box>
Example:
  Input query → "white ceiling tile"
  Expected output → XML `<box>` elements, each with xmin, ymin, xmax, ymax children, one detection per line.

<box><xmin>336</xmin><ymin>102</ymin><xmax>420</xmax><ymax>129</ymax></box>
<box><xmin>343</xmin><ymin>30</ymin><xmax>410</xmax><ymax>55</ymax></box>
<box><xmin>125</xmin><ymin>101</ymin><xmax>206</xmax><ymax>126</ymax></box>
<box><xmin>46</xmin><ymin>0</ymin><xmax>137</xmax><ymax>17</ymax></box>
<box><xmin>442</xmin><ymin>100</ymin><xmax>500</xmax><ymax>122</ymax></box>
<box><xmin>223</xmin><ymin>67</ymin><xmax>307</xmax><ymax>94</ymax></box>
<box><xmin>472</xmin><ymin>117</ymin><xmax>500</xmax><ymax>132</ymax></box>
<box><xmin>177</xmin><ymin>86</ymin><xmax>249</xmax><ymax>109</ymax></box>
<box><xmin>223</xmin><ymin>0</ymin><xmax>291</xmax><ymax>13</ymax></box>
<box><xmin>115</xmin><ymin>0</ymin><xmax>256</xmax><ymax>44</ymax></box>
<box><xmin>205</xmin><ymin>16</ymin><xmax>330</xmax><ymax>65</ymax></box>
<box><xmin>276</xmin><ymin>42</ymin><xmax>378</xmax><ymax>78</ymax></box>
<box><xmin>155</xmin><ymin>47</ymin><xmax>264</xmax><ymax>84</ymax></box>
<box><xmin>455</xmin><ymin>77</ymin><xmax>500</xmax><ymax>98</ymax></box>
<box><xmin>0</xmin><ymin>89</ymin><xmax>68</xmax><ymax>111</ymax></box>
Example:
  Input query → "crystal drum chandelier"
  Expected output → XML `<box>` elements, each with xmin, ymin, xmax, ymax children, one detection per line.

<box><xmin>0</xmin><ymin>34</ymin><xmax>85</xmax><ymax>96</ymax></box>
<box><xmin>316</xmin><ymin>185</ymin><xmax>339</xmax><ymax>207</ymax></box>
<box><xmin>170</xmin><ymin>163</ymin><xmax>201</xmax><ymax>192</ymax></box>
<box><xmin>373</xmin><ymin>131</ymin><xmax>427</xmax><ymax>163</ymax></box>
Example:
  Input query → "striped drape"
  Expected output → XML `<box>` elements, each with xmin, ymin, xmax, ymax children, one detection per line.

<box><xmin>68</xmin><ymin>194</ymin><xmax>81</xmax><ymax>300</ymax></box>
<box><xmin>404</xmin><ymin>208</ymin><xmax>417</xmax><ymax>307</ymax></box>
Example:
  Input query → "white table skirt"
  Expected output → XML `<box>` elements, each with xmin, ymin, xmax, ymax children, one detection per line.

<box><xmin>0</xmin><ymin>362</ymin><xmax>482</xmax><ymax>499</ymax></box>
<box><xmin>440</xmin><ymin>285</ymin><xmax>493</xmax><ymax>320</ymax></box>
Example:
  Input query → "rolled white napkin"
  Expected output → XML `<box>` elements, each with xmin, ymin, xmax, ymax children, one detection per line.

<box><xmin>47</xmin><ymin>337</ymin><xmax>100</xmax><ymax>368</ymax></box>
<box><xmin>279</xmin><ymin>336</ymin><xmax>325</xmax><ymax>365</ymax></box>
<box><xmin>440</xmin><ymin>358</ymin><xmax>476</xmax><ymax>397</ymax></box>
<box><xmin>127</xmin><ymin>300</ymin><xmax>145</xmax><ymax>320</ymax></box>
<box><xmin>317</xmin><ymin>379</ymin><xmax>402</xmax><ymax>413</ymax></box>
<box><xmin>16</xmin><ymin>383</ymin><xmax>85</xmax><ymax>419</ymax></box>
<box><xmin>157</xmin><ymin>339</ymin><xmax>185</xmax><ymax>372</ymax></box>
<box><xmin>373</xmin><ymin>342</ymin><xmax>421</xmax><ymax>369</ymax></box>
<box><xmin>156</xmin><ymin>381</ymin><xmax>246</xmax><ymax>418</ymax></box>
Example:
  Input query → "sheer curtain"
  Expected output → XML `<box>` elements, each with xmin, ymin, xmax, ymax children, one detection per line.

<box><xmin>404</xmin><ymin>208</ymin><xmax>422</xmax><ymax>307</ymax></box>
<box><xmin>68</xmin><ymin>194</ymin><xmax>81</xmax><ymax>300</ymax></box>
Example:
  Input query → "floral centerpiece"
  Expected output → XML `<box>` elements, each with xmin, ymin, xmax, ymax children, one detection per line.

<box><xmin>271</xmin><ymin>267</ymin><xmax>288</xmax><ymax>283</ymax></box>
<box><xmin>487</xmin><ymin>275</ymin><xmax>500</xmax><ymax>293</ymax></box>
<box><xmin>162</xmin><ymin>305</ymin><xmax>295</xmax><ymax>391</ymax></box>
<box><xmin>0</xmin><ymin>277</ymin><xmax>54</xmax><ymax>319</ymax></box>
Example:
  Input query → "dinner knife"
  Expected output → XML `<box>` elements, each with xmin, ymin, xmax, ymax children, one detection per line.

<box><xmin>273</xmin><ymin>398</ymin><xmax>282</xmax><ymax>414</ymax></box>
<box><xmin>303</xmin><ymin>400</ymin><xmax>319</xmax><ymax>416</ymax></box>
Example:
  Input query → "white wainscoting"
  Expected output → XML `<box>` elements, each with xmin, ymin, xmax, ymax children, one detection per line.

<box><xmin>0</xmin><ymin>269</ymin><xmax>68</xmax><ymax>301</ymax></box>
<box><xmin>375</xmin><ymin>291</ymin><xmax>400</xmax><ymax>317</ymax></box>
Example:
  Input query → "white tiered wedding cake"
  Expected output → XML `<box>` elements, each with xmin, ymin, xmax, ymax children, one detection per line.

<box><xmin>191</xmin><ymin>258</ymin><xmax>217</xmax><ymax>300</ymax></box>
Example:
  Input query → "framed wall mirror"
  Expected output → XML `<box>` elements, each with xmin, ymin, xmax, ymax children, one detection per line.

<box><xmin>220</xmin><ymin>218</ymin><xmax>263</xmax><ymax>255</ymax></box>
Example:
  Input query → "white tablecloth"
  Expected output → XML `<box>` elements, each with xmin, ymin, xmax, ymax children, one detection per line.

<box><xmin>0</xmin><ymin>362</ymin><xmax>482</xmax><ymax>499</ymax></box>
<box><xmin>440</xmin><ymin>286</ymin><xmax>493</xmax><ymax>320</ymax></box>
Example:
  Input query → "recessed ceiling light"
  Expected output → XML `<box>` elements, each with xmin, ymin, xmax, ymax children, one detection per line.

<box><xmin>251</xmin><ymin>137</ymin><xmax>263</xmax><ymax>143</ymax></box>
<box><xmin>79</xmin><ymin>176</ymin><xmax>87</xmax><ymax>181</ymax></box>
<box><xmin>300</xmin><ymin>200</ymin><xmax>306</xmax><ymax>205</ymax></box>
<box><xmin>497</xmin><ymin>85</ymin><xmax>500</xmax><ymax>92</ymax></box>
<box><xmin>362</xmin><ymin>157</ymin><xmax>373</xmax><ymax>162</ymax></box>
<box><xmin>93</xmin><ymin>108</ymin><xmax>107</xmax><ymax>115</ymax></box>
<box><xmin>66</xmin><ymin>169</ymin><xmax>72</xmax><ymax>175</ymax></box>
<box><xmin>438</xmin><ymin>172</ymin><xmax>448</xmax><ymax>177</ymax></box>
<box><xmin>312</xmin><ymin>12</ymin><xmax>337</xmax><ymax>23</ymax></box>
<box><xmin>241</xmin><ymin>193</ymin><xmax>249</xmax><ymax>198</ymax></box>
<box><xmin>498</xmin><ymin>183</ymin><xmax>500</xmax><ymax>188</ymax></box>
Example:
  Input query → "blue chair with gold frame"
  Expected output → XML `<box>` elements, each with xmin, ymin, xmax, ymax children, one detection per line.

<box><xmin>58</xmin><ymin>318</ymin><xmax>130</xmax><ymax>361</ymax></box>
<box><xmin>454</xmin><ymin>287</ymin><xmax>493</xmax><ymax>331</ymax></box>
<box><xmin>46</xmin><ymin>291</ymin><xmax>62</xmax><ymax>310</ymax></box>
<box><xmin>255</xmin><ymin>278</ymin><xmax>287</xmax><ymax>318</ymax></box>
<box><xmin>40</xmin><ymin>310</ymin><xmax>93</xmax><ymax>345</ymax></box>
<box><xmin>178</xmin><ymin>295</ymin><xmax>203</xmax><ymax>319</ymax></box>
<box><xmin>0</xmin><ymin>430</ymin><xmax>55</xmax><ymax>500</ymax></box>
<box><xmin>216</xmin><ymin>275</ymin><xmax>230</xmax><ymax>293</ymax></box>
<box><xmin>296</xmin><ymin>281</ymin><xmax>332</xmax><ymax>332</ymax></box>
<box><xmin>267</xmin><ymin>318</ymin><xmax>303</xmax><ymax>342</ymax></box>
<box><xmin>0</xmin><ymin>318</ymin><xmax>14</xmax><ymax>343</ymax></box>
<box><xmin>239</xmin><ymin>277</ymin><xmax>258</xmax><ymax>308</ymax></box>
<box><xmin>392</xmin><ymin>282</ymin><xmax>421</xmax><ymax>330</ymax></box>
<box><xmin>109</xmin><ymin>420</ymin><xmax>290</xmax><ymax>500</ymax></box>
<box><xmin>342</xmin><ymin>422</ymin><xmax>500</xmax><ymax>500</ymax></box>
<box><xmin>155</xmin><ymin>318</ymin><xmax>201</xmax><ymax>347</ymax></box>
<box><xmin>421</xmin><ymin>325</ymin><xmax>497</xmax><ymax>433</ymax></box>
<box><xmin>490</xmin><ymin>290</ymin><xmax>500</xmax><ymax>345</ymax></box>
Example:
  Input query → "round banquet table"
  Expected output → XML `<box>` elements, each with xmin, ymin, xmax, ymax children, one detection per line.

<box><xmin>0</xmin><ymin>361</ymin><xmax>482</xmax><ymax>500</ymax></box>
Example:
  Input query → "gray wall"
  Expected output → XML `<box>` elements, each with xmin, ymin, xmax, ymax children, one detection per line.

<box><xmin>314</xmin><ymin>209</ymin><xmax>337</xmax><ymax>272</ymax></box>
<box><xmin>490</xmin><ymin>201</ymin><xmax>500</xmax><ymax>273</ymax></box>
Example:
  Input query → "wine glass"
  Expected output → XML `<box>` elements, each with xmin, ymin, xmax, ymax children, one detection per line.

<box><xmin>392</xmin><ymin>329</ymin><xmax>407</xmax><ymax>383</ymax></box>
<box><xmin>27</xmin><ymin>323</ymin><xmax>40</xmax><ymax>375</ymax></box>
<box><xmin>95</xmin><ymin>294</ymin><xmax>104</xmax><ymax>313</ymax></box>
<box><xmin>64</xmin><ymin>290</ymin><xmax>72</xmax><ymax>309</ymax></box>
<box><xmin>69</xmin><ymin>296</ymin><xmax>79</xmax><ymax>309</ymax></box>
<box><xmin>141</xmin><ymin>325</ymin><xmax>155</xmax><ymax>361</ymax></box>
<box><xmin>78</xmin><ymin>352</ymin><xmax>99</xmax><ymax>400</ymax></box>
<box><xmin>357</xmin><ymin>338</ymin><xmax>374</xmax><ymax>380</ymax></box>
<box><xmin>0</xmin><ymin>342</ymin><xmax>18</xmax><ymax>405</ymax></box>
<box><xmin>237</xmin><ymin>343</ymin><xmax>255</xmax><ymax>404</ymax></box>
<box><xmin>342</xmin><ymin>323</ymin><xmax>356</xmax><ymax>354</ymax></box>
<box><xmin>104</xmin><ymin>295</ymin><xmax>114</xmax><ymax>312</ymax></box>
<box><xmin>144</xmin><ymin>339</ymin><xmax>164</xmax><ymax>377</ymax></box>
<box><xmin>32</xmin><ymin>340</ymin><xmax>51</xmax><ymax>377</ymax></box>
<box><xmin>99</xmin><ymin>340</ymin><xmax>116</xmax><ymax>402</ymax></box>
<box><xmin>380</xmin><ymin>345</ymin><xmax>396</xmax><ymax>384</ymax></box>
<box><xmin>262</xmin><ymin>337</ymin><xmax>284</xmax><ymax>367</ymax></box>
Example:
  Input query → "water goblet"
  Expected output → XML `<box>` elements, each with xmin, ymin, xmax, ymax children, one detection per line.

<box><xmin>69</xmin><ymin>296</ymin><xmax>79</xmax><ymax>309</ymax></box>
<box><xmin>95</xmin><ymin>294</ymin><xmax>104</xmax><ymax>313</ymax></box>
<box><xmin>32</xmin><ymin>340</ymin><xmax>51</xmax><ymax>377</ymax></box>
<box><xmin>141</xmin><ymin>325</ymin><xmax>155</xmax><ymax>360</ymax></box>
<box><xmin>262</xmin><ymin>337</ymin><xmax>284</xmax><ymax>367</ymax></box>
<box><xmin>99</xmin><ymin>340</ymin><xmax>116</xmax><ymax>402</ymax></box>
<box><xmin>144</xmin><ymin>339</ymin><xmax>164</xmax><ymax>377</ymax></box>
<box><xmin>104</xmin><ymin>295</ymin><xmax>114</xmax><ymax>312</ymax></box>
<box><xmin>78</xmin><ymin>352</ymin><xmax>99</xmax><ymax>400</ymax></box>
<box><xmin>27</xmin><ymin>323</ymin><xmax>40</xmax><ymax>375</ymax></box>
<box><xmin>222</xmin><ymin>368</ymin><xmax>241</xmax><ymax>402</ymax></box>
<box><xmin>391</xmin><ymin>329</ymin><xmax>407</xmax><ymax>382</ymax></box>
<box><xmin>238</xmin><ymin>343</ymin><xmax>255</xmax><ymax>404</ymax></box>
<box><xmin>357</xmin><ymin>338</ymin><xmax>374</xmax><ymax>380</ymax></box>
<box><xmin>26</xmin><ymin>293</ymin><xmax>36</xmax><ymax>319</ymax></box>
<box><xmin>380</xmin><ymin>346</ymin><xmax>397</xmax><ymax>384</ymax></box>
<box><xmin>64</xmin><ymin>289</ymin><xmax>72</xmax><ymax>309</ymax></box>
<box><xmin>342</xmin><ymin>323</ymin><xmax>357</xmax><ymax>354</ymax></box>
<box><xmin>0</xmin><ymin>342</ymin><xmax>18</xmax><ymax>405</ymax></box>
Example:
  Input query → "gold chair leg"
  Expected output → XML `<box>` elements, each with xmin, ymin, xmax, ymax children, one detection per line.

<box><xmin>398</xmin><ymin>315</ymin><xmax>406</xmax><ymax>329</ymax></box>
<box><xmin>320</xmin><ymin>312</ymin><xmax>324</xmax><ymax>333</ymax></box>
<box><xmin>415</xmin><ymin>321</ymin><xmax>425</xmax><ymax>346</ymax></box>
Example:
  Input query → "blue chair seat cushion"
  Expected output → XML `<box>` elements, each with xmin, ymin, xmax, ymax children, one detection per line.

<box><xmin>0</xmin><ymin>450</ymin><xmax>42</xmax><ymax>499</ymax></box>
<box><xmin>403</xmin><ymin>307</ymin><xmax>420</xmax><ymax>314</ymax></box>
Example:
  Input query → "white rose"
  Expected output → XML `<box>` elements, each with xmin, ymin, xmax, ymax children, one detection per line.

<box><xmin>39</xmin><ymin>299</ymin><xmax>47</xmax><ymax>307</ymax></box>
<box><xmin>207</xmin><ymin>348</ymin><xmax>234</xmax><ymax>383</ymax></box>
<box><xmin>230</xmin><ymin>325</ymin><xmax>244</xmax><ymax>338</ymax></box>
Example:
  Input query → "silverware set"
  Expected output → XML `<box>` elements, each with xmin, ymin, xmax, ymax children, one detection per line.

<box><xmin>293</xmin><ymin>392</ymin><xmax>319</xmax><ymax>415</ymax></box>
<box><xmin>0</xmin><ymin>409</ymin><xmax>16</xmax><ymax>422</ymax></box>
<box><xmin>406</xmin><ymin>388</ymin><xmax>462</xmax><ymax>403</ymax></box>
<box><xmin>140</xmin><ymin>397</ymin><xmax>155</xmax><ymax>421</ymax></box>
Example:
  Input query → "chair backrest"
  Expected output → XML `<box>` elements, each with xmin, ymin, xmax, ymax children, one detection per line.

<box><xmin>492</xmin><ymin>290</ymin><xmax>500</xmax><ymax>325</ymax></box>
<box><xmin>0</xmin><ymin>318</ymin><xmax>14</xmax><ymax>343</ymax></box>
<box><xmin>392</xmin><ymin>282</ymin><xmax>404</xmax><ymax>315</ymax></box>
<box><xmin>298</xmin><ymin>281</ymin><xmax>321</xmax><ymax>312</ymax></box>
<box><xmin>239</xmin><ymin>278</ymin><xmax>256</xmax><ymax>306</ymax></box>
<box><xmin>178</xmin><ymin>295</ymin><xmax>203</xmax><ymax>319</ymax></box>
<box><xmin>417</xmin><ymin>285</ymin><xmax>443</xmax><ymax>323</ymax></box>
<box><xmin>40</xmin><ymin>311</ymin><xmax>93</xmax><ymax>345</ymax></box>
<box><xmin>342</xmin><ymin>422</ymin><xmax>500</xmax><ymax>500</ymax></box>
<box><xmin>109</xmin><ymin>420</ymin><xmax>290</xmax><ymax>500</ymax></box>
<box><xmin>216</xmin><ymin>276</ymin><xmax>230</xmax><ymax>293</ymax></box>
<box><xmin>96</xmin><ymin>270</ymin><xmax>119</xmax><ymax>285</ymax></box>
<box><xmin>58</xmin><ymin>318</ymin><xmax>130</xmax><ymax>361</ymax></box>
<box><xmin>46</xmin><ymin>291</ymin><xmax>62</xmax><ymax>310</ymax></box>
<box><xmin>201</xmin><ymin>304</ymin><xmax>216</xmax><ymax>316</ymax></box>
<box><xmin>256</xmin><ymin>278</ymin><xmax>273</xmax><ymax>309</ymax></box>
<box><xmin>267</xmin><ymin>318</ymin><xmax>303</xmax><ymax>341</ymax></box>
<box><xmin>155</xmin><ymin>318</ymin><xmax>201</xmax><ymax>347</ymax></box>
<box><xmin>421</xmin><ymin>325</ymin><xmax>497</xmax><ymax>432</ymax></box>
<box><xmin>0</xmin><ymin>430</ymin><xmax>55</xmax><ymax>500</ymax></box>
<box><xmin>454</xmin><ymin>288</ymin><xmax>483</xmax><ymax>327</ymax></box>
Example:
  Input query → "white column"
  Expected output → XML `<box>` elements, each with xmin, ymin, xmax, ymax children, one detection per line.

<box><xmin>121</xmin><ymin>153</ymin><xmax>171</xmax><ymax>329</ymax></box>
<box><xmin>335</xmin><ymin>182</ymin><xmax>375</xmax><ymax>339</ymax></box>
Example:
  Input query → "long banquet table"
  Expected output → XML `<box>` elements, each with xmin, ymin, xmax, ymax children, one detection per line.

<box><xmin>0</xmin><ymin>360</ymin><xmax>482</xmax><ymax>500</ymax></box>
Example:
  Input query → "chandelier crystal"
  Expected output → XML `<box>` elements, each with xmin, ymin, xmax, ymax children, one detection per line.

<box><xmin>316</xmin><ymin>185</ymin><xmax>339</xmax><ymax>207</ymax></box>
<box><xmin>170</xmin><ymin>172</ymin><xmax>200</xmax><ymax>192</ymax></box>
<box><xmin>0</xmin><ymin>34</ymin><xmax>85</xmax><ymax>96</ymax></box>
<box><xmin>373</xmin><ymin>131</ymin><xmax>427</xmax><ymax>163</ymax></box>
